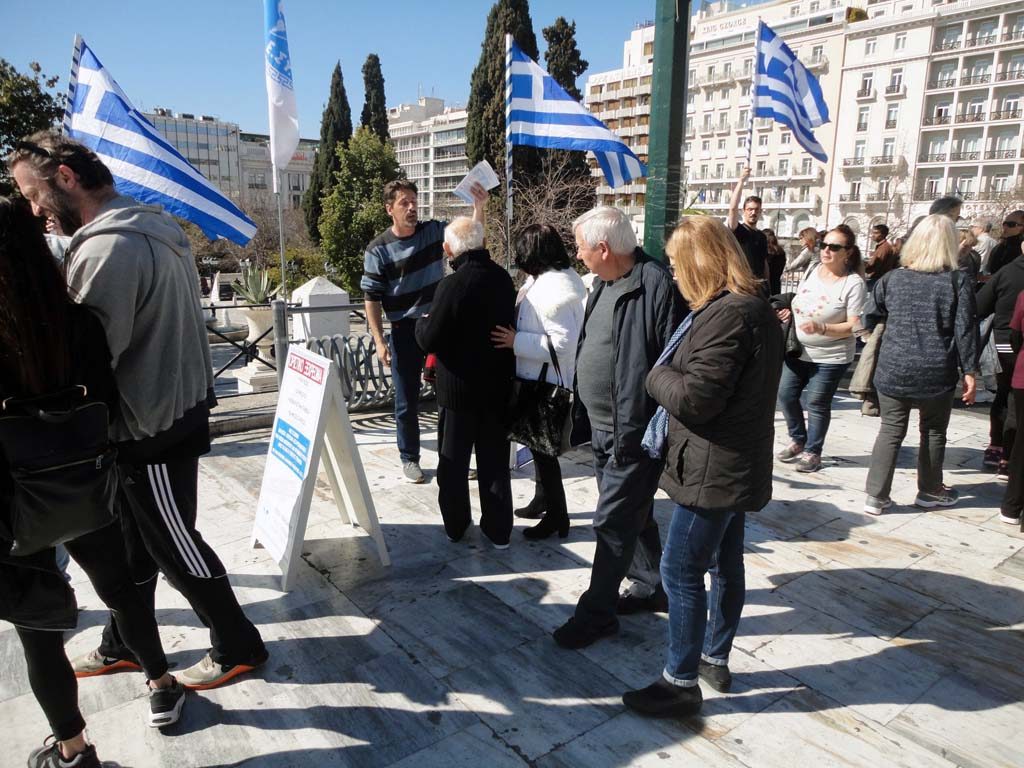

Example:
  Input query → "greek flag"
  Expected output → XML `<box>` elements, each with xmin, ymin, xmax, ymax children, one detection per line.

<box><xmin>61</xmin><ymin>37</ymin><xmax>256</xmax><ymax>246</ymax></box>
<box><xmin>753</xmin><ymin>21</ymin><xmax>830</xmax><ymax>162</ymax></box>
<box><xmin>264</xmin><ymin>0</ymin><xmax>299</xmax><ymax>193</ymax></box>
<box><xmin>505</xmin><ymin>39</ymin><xmax>645</xmax><ymax>188</ymax></box>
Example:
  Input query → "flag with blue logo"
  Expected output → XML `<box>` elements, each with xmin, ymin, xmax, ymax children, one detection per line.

<box><xmin>61</xmin><ymin>37</ymin><xmax>256</xmax><ymax>245</ymax></box>
<box><xmin>264</xmin><ymin>0</ymin><xmax>299</xmax><ymax>192</ymax></box>
<box><xmin>753</xmin><ymin>21</ymin><xmax>830</xmax><ymax>162</ymax></box>
<box><xmin>505</xmin><ymin>38</ymin><xmax>646</xmax><ymax>188</ymax></box>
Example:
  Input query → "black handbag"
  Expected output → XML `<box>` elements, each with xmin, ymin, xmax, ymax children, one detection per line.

<box><xmin>506</xmin><ymin>337</ymin><xmax>573</xmax><ymax>457</ymax></box>
<box><xmin>0</xmin><ymin>386</ymin><xmax>118</xmax><ymax>556</ymax></box>
<box><xmin>784</xmin><ymin>320</ymin><xmax>803</xmax><ymax>359</ymax></box>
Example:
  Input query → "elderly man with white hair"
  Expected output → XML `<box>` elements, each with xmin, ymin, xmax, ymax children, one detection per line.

<box><xmin>972</xmin><ymin>219</ymin><xmax>997</xmax><ymax>275</ymax></box>
<box><xmin>415</xmin><ymin>217</ymin><xmax>517</xmax><ymax>548</ymax></box>
<box><xmin>554</xmin><ymin>206</ymin><xmax>687</xmax><ymax>649</ymax></box>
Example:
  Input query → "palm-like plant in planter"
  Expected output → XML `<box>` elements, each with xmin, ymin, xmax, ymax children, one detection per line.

<box><xmin>231</xmin><ymin>266</ymin><xmax>280</xmax><ymax>350</ymax></box>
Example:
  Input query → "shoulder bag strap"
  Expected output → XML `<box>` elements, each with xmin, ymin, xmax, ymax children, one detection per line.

<box><xmin>543</xmin><ymin>334</ymin><xmax>565</xmax><ymax>388</ymax></box>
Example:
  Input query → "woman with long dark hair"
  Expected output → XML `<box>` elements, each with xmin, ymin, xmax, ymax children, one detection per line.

<box><xmin>762</xmin><ymin>228</ymin><xmax>786</xmax><ymax>297</ymax></box>
<box><xmin>0</xmin><ymin>197</ymin><xmax>184</xmax><ymax>768</ymax></box>
<box><xmin>492</xmin><ymin>224</ymin><xmax>586</xmax><ymax>539</ymax></box>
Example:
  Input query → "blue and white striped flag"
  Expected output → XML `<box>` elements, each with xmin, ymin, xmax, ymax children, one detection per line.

<box><xmin>264</xmin><ymin>0</ymin><xmax>299</xmax><ymax>193</ymax></box>
<box><xmin>505</xmin><ymin>39</ymin><xmax>646</xmax><ymax>189</ymax></box>
<box><xmin>753</xmin><ymin>21</ymin><xmax>830</xmax><ymax>162</ymax></box>
<box><xmin>62</xmin><ymin>37</ymin><xmax>256</xmax><ymax>245</ymax></box>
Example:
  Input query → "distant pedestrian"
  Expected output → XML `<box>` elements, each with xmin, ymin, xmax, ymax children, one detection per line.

<box><xmin>972</xmin><ymin>219</ymin><xmax>997</xmax><ymax>274</ymax></box>
<box><xmin>987</xmin><ymin>210</ymin><xmax>1024</xmax><ymax>276</ymax></box>
<box><xmin>763</xmin><ymin>227</ymin><xmax>786</xmax><ymax>297</ymax></box>
<box><xmin>865</xmin><ymin>223</ymin><xmax>898</xmax><ymax>285</ymax></box>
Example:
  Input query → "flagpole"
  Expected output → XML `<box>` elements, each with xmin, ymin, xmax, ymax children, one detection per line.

<box><xmin>746</xmin><ymin>19</ymin><xmax>761</xmax><ymax>170</ymax></box>
<box><xmin>62</xmin><ymin>35</ymin><xmax>83</xmax><ymax>136</ymax></box>
<box><xmin>275</xmin><ymin>169</ymin><xmax>288</xmax><ymax>302</ymax></box>
<box><xmin>504</xmin><ymin>33</ymin><xmax>514</xmax><ymax>270</ymax></box>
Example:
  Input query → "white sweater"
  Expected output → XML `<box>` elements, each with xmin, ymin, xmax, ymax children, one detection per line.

<box><xmin>513</xmin><ymin>268</ymin><xmax>587</xmax><ymax>386</ymax></box>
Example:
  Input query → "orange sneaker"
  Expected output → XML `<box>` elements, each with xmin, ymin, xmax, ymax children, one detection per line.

<box><xmin>71</xmin><ymin>648</ymin><xmax>142</xmax><ymax>678</ymax></box>
<box><xmin>179</xmin><ymin>649</ymin><xmax>268</xmax><ymax>690</ymax></box>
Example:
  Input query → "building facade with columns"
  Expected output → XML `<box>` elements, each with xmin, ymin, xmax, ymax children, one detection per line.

<box><xmin>388</xmin><ymin>97</ymin><xmax>472</xmax><ymax>221</ymax></box>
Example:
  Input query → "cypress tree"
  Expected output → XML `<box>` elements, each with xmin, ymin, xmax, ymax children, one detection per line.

<box><xmin>466</xmin><ymin>0</ymin><xmax>541</xmax><ymax>178</ymax></box>
<box><xmin>360</xmin><ymin>54</ymin><xmax>389</xmax><ymax>143</ymax></box>
<box><xmin>304</xmin><ymin>61</ymin><xmax>353</xmax><ymax>243</ymax></box>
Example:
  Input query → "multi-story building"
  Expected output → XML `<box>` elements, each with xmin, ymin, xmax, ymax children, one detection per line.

<box><xmin>145</xmin><ymin>109</ymin><xmax>316</xmax><ymax>212</ymax></box>
<box><xmin>585</xmin><ymin>1</ymin><xmax>849</xmax><ymax>239</ymax></box>
<box><xmin>830</xmin><ymin>0</ymin><xmax>1024</xmax><ymax>238</ymax></box>
<box><xmin>388</xmin><ymin>97</ymin><xmax>472</xmax><ymax>221</ymax></box>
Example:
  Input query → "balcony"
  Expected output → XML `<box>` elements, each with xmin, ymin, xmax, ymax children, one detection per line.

<box><xmin>914</xmin><ymin>189</ymin><xmax>944</xmax><ymax>201</ymax></box>
<box><xmin>949</xmin><ymin>151</ymin><xmax>981</xmax><ymax>161</ymax></box>
<box><xmin>995</xmin><ymin>69</ymin><xmax>1024</xmax><ymax>82</ymax></box>
<box><xmin>961</xmin><ymin>192</ymin><xmax>978</xmax><ymax>200</ymax></box>
<box><xmin>919</xmin><ymin>153</ymin><xmax>948</xmax><ymax>162</ymax></box>
<box><xmin>839</xmin><ymin>193</ymin><xmax>861</xmax><ymax>202</ymax></box>
<box><xmin>699</xmin><ymin>122</ymin><xmax>715</xmax><ymax>135</ymax></box>
<box><xmin>871</xmin><ymin>155</ymin><xmax>897</xmax><ymax>166</ymax></box>
<box><xmin>856</xmin><ymin>88</ymin><xmax>875</xmax><ymax>99</ymax></box>
<box><xmin>715</xmin><ymin>122</ymin><xmax>731</xmax><ymax>134</ymax></box>
<box><xmin>885</xmin><ymin>119</ymin><xmax>898</xmax><ymax>129</ymax></box>
<box><xmin>801</xmin><ymin>54</ymin><xmax>828</xmax><ymax>72</ymax></box>
<box><xmin>1003</xmin><ymin>28</ymin><xmax>1024</xmax><ymax>42</ymax></box>
<box><xmin>966</xmin><ymin>34</ymin><xmax>998</xmax><ymax>48</ymax></box>
<box><xmin>990</xmin><ymin>109</ymin><xmax>1023</xmax><ymax>121</ymax></box>
<box><xmin>713</xmin><ymin>71</ymin><xmax>736</xmax><ymax>85</ymax></box>
<box><xmin>927</xmin><ymin>77</ymin><xmax>957</xmax><ymax>89</ymax></box>
<box><xmin>857</xmin><ymin>121</ymin><xmax>869</xmax><ymax>132</ymax></box>
<box><xmin>866</xmin><ymin>193</ymin><xmax>889</xmax><ymax>202</ymax></box>
<box><xmin>984</xmin><ymin>149</ymin><xmax>1017</xmax><ymax>159</ymax></box>
<box><xmin>923</xmin><ymin>115</ymin><xmax>952</xmax><ymax>126</ymax></box>
<box><xmin>885</xmin><ymin>84</ymin><xmax>907</xmax><ymax>97</ymax></box>
<box><xmin>955</xmin><ymin>112</ymin><xmax>986</xmax><ymax>123</ymax></box>
<box><xmin>933</xmin><ymin>40</ymin><xmax>962</xmax><ymax>52</ymax></box>
<box><xmin>843</xmin><ymin>157</ymin><xmax>866</xmax><ymax>167</ymax></box>
<box><xmin>755</xmin><ymin>118</ymin><xmax>773</xmax><ymax>130</ymax></box>
<box><xmin>959</xmin><ymin>74</ymin><xmax>991</xmax><ymax>85</ymax></box>
<box><xmin>736</xmin><ymin>67</ymin><xmax>754</xmax><ymax>81</ymax></box>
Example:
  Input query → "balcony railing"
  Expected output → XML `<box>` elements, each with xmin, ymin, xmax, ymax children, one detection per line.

<box><xmin>984</xmin><ymin>149</ymin><xmax>1017</xmax><ymax>159</ymax></box>
<box><xmin>959</xmin><ymin>73</ymin><xmax>991</xmax><ymax>85</ymax></box>
<box><xmin>927</xmin><ymin>77</ymin><xmax>957</xmax><ymax>88</ymax></box>
<box><xmin>949</xmin><ymin>151</ymin><xmax>981</xmax><ymax>161</ymax></box>
<box><xmin>919</xmin><ymin>153</ymin><xmax>948</xmax><ymax>162</ymax></box>
<box><xmin>996</xmin><ymin>70</ymin><xmax>1024</xmax><ymax>82</ymax></box>
<box><xmin>914</xmin><ymin>190</ymin><xmax>944</xmax><ymax>201</ymax></box>
<box><xmin>933</xmin><ymin>40</ymin><xmax>962</xmax><ymax>51</ymax></box>
<box><xmin>885</xmin><ymin>84</ymin><xmax>906</xmax><ymax>96</ymax></box>
<box><xmin>871</xmin><ymin>155</ymin><xmax>897</xmax><ymax>165</ymax></box>
<box><xmin>734</xmin><ymin>120</ymin><xmax>749</xmax><ymax>130</ymax></box>
<box><xmin>955</xmin><ymin>112</ymin><xmax>986</xmax><ymax>123</ymax></box>
<box><xmin>1003</xmin><ymin>28</ymin><xmax>1024</xmax><ymax>42</ymax></box>
<box><xmin>866</xmin><ymin>193</ymin><xmax>889</xmax><ymax>202</ymax></box>
<box><xmin>856</xmin><ymin>88</ymin><xmax>875</xmax><ymax>98</ymax></box>
<box><xmin>923</xmin><ymin>115</ymin><xmax>951</xmax><ymax>125</ymax></box>
<box><xmin>839</xmin><ymin>193</ymin><xmax>860</xmax><ymax>202</ymax></box>
<box><xmin>966</xmin><ymin>34</ymin><xmax>998</xmax><ymax>47</ymax></box>
<box><xmin>857</xmin><ymin>122</ymin><xmax>869</xmax><ymax>132</ymax></box>
<box><xmin>961</xmin><ymin>192</ymin><xmax>977</xmax><ymax>200</ymax></box>
<box><xmin>843</xmin><ymin>157</ymin><xmax>866</xmax><ymax>167</ymax></box>
<box><xmin>885</xmin><ymin>119</ymin><xmax>898</xmax><ymax>129</ymax></box>
<box><xmin>990</xmin><ymin>109</ymin><xmax>1023</xmax><ymax>120</ymax></box>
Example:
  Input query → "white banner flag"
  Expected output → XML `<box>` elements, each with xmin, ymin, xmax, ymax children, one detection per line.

<box><xmin>264</xmin><ymin>0</ymin><xmax>299</xmax><ymax>193</ymax></box>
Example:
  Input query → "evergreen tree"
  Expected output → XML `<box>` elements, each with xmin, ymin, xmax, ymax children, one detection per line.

<box><xmin>0</xmin><ymin>59</ymin><xmax>63</xmax><ymax>192</ymax></box>
<box><xmin>542</xmin><ymin>17</ymin><xmax>595</xmax><ymax>213</ymax></box>
<box><xmin>466</xmin><ymin>0</ymin><xmax>540</xmax><ymax>174</ymax></box>
<box><xmin>360</xmin><ymin>54</ymin><xmax>389</xmax><ymax>143</ymax></box>
<box><xmin>318</xmin><ymin>126</ymin><xmax>402</xmax><ymax>295</ymax></box>
<box><xmin>303</xmin><ymin>61</ymin><xmax>352</xmax><ymax>243</ymax></box>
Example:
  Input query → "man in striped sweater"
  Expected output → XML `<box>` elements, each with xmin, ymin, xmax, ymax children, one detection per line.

<box><xmin>362</xmin><ymin>180</ymin><xmax>487</xmax><ymax>482</ymax></box>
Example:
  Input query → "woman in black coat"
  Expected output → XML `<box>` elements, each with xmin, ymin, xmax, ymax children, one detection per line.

<box><xmin>0</xmin><ymin>198</ymin><xmax>183</xmax><ymax>768</ymax></box>
<box><xmin>623</xmin><ymin>216</ymin><xmax>783</xmax><ymax>718</ymax></box>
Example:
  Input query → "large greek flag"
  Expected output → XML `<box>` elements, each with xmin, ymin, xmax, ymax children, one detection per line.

<box><xmin>505</xmin><ymin>38</ymin><xmax>646</xmax><ymax>188</ymax></box>
<box><xmin>264</xmin><ymin>0</ymin><xmax>299</xmax><ymax>193</ymax></box>
<box><xmin>62</xmin><ymin>37</ymin><xmax>256</xmax><ymax>245</ymax></box>
<box><xmin>753</xmin><ymin>21</ymin><xmax>830</xmax><ymax>162</ymax></box>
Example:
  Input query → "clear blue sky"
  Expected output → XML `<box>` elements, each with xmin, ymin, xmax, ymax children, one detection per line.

<box><xmin>2</xmin><ymin>0</ymin><xmax>659</xmax><ymax>137</ymax></box>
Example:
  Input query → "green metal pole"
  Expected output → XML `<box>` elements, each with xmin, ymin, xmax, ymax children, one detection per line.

<box><xmin>643</xmin><ymin>0</ymin><xmax>690</xmax><ymax>262</ymax></box>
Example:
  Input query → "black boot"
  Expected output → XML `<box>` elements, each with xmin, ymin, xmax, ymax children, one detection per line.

<box><xmin>514</xmin><ymin>496</ymin><xmax>546</xmax><ymax>520</ymax></box>
<box><xmin>622</xmin><ymin>677</ymin><xmax>703</xmax><ymax>718</ymax></box>
<box><xmin>698</xmin><ymin>660</ymin><xmax>732</xmax><ymax>693</ymax></box>
<box><xmin>523</xmin><ymin>511</ymin><xmax>570</xmax><ymax>540</ymax></box>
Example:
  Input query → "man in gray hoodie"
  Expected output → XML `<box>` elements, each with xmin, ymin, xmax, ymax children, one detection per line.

<box><xmin>9</xmin><ymin>133</ymin><xmax>267</xmax><ymax>690</ymax></box>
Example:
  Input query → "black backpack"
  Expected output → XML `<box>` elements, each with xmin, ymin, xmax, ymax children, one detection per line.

<box><xmin>0</xmin><ymin>385</ymin><xmax>117</xmax><ymax>556</ymax></box>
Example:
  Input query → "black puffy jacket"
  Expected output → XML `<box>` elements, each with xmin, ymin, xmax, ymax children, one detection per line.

<box><xmin>646</xmin><ymin>291</ymin><xmax>783</xmax><ymax>513</ymax></box>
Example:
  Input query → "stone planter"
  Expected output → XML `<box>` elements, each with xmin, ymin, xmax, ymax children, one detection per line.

<box><xmin>235</xmin><ymin>306</ymin><xmax>278</xmax><ymax>393</ymax></box>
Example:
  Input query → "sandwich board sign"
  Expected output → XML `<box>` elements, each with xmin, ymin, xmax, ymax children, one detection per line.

<box><xmin>252</xmin><ymin>345</ymin><xmax>389</xmax><ymax>590</ymax></box>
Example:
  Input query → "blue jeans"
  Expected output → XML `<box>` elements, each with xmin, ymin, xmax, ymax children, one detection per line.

<box><xmin>777</xmin><ymin>357</ymin><xmax>849</xmax><ymax>456</ymax></box>
<box><xmin>389</xmin><ymin>320</ymin><xmax>425</xmax><ymax>463</ymax></box>
<box><xmin>662</xmin><ymin>505</ymin><xmax>746</xmax><ymax>686</ymax></box>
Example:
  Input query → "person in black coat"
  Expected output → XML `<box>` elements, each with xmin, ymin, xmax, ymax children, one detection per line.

<box><xmin>623</xmin><ymin>215</ymin><xmax>783</xmax><ymax>719</ymax></box>
<box><xmin>415</xmin><ymin>217</ymin><xmax>516</xmax><ymax>547</ymax></box>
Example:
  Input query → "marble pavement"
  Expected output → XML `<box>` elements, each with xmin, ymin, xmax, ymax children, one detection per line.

<box><xmin>2</xmin><ymin>394</ymin><xmax>1022</xmax><ymax>767</ymax></box>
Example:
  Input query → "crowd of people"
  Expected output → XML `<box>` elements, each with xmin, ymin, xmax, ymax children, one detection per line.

<box><xmin>0</xmin><ymin>130</ymin><xmax>1019</xmax><ymax>766</ymax></box>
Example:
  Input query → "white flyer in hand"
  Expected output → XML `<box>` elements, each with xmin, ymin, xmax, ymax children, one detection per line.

<box><xmin>453</xmin><ymin>160</ymin><xmax>500</xmax><ymax>203</ymax></box>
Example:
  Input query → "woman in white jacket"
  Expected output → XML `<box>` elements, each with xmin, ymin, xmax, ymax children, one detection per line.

<box><xmin>492</xmin><ymin>224</ymin><xmax>586</xmax><ymax>540</ymax></box>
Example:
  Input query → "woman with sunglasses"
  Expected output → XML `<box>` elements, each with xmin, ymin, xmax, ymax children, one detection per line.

<box><xmin>986</xmin><ymin>212</ymin><xmax>1024</xmax><ymax>276</ymax></box>
<box><xmin>776</xmin><ymin>224</ymin><xmax>866</xmax><ymax>473</ymax></box>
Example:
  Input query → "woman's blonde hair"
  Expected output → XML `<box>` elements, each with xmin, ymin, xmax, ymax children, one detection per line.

<box><xmin>900</xmin><ymin>214</ymin><xmax>959</xmax><ymax>273</ymax></box>
<box><xmin>666</xmin><ymin>216</ymin><xmax>760</xmax><ymax>310</ymax></box>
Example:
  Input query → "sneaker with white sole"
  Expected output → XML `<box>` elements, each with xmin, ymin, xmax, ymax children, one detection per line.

<box><xmin>179</xmin><ymin>648</ymin><xmax>268</xmax><ymax>690</ymax></box>
<box><xmin>148</xmin><ymin>677</ymin><xmax>186</xmax><ymax>727</ymax></box>
<box><xmin>71</xmin><ymin>648</ymin><xmax>141</xmax><ymax>678</ymax></box>
<box><xmin>480</xmin><ymin>530</ymin><xmax>510</xmax><ymax>550</ymax></box>
<box><xmin>999</xmin><ymin>510</ymin><xmax>1022</xmax><ymax>525</ymax></box>
<box><xmin>402</xmin><ymin>461</ymin><xmax>426</xmax><ymax>484</ymax></box>
<box><xmin>914</xmin><ymin>486</ymin><xmax>959</xmax><ymax>508</ymax></box>
<box><xmin>864</xmin><ymin>495</ymin><xmax>893</xmax><ymax>516</ymax></box>
<box><xmin>776</xmin><ymin>443</ymin><xmax>804</xmax><ymax>463</ymax></box>
<box><xmin>795</xmin><ymin>452</ymin><xmax>822</xmax><ymax>473</ymax></box>
<box><xmin>28</xmin><ymin>738</ymin><xmax>100</xmax><ymax>768</ymax></box>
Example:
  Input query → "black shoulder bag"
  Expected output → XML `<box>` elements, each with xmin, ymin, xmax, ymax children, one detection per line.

<box><xmin>0</xmin><ymin>385</ymin><xmax>118</xmax><ymax>556</ymax></box>
<box><xmin>506</xmin><ymin>337</ymin><xmax>573</xmax><ymax>457</ymax></box>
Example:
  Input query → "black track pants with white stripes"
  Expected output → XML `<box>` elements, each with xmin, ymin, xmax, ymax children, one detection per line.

<box><xmin>98</xmin><ymin>457</ymin><xmax>265</xmax><ymax>666</ymax></box>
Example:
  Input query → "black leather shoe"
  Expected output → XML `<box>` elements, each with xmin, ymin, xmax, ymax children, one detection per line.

<box><xmin>616</xmin><ymin>584</ymin><xmax>669</xmax><ymax>615</ymax></box>
<box><xmin>552</xmin><ymin>616</ymin><xmax>618</xmax><ymax>649</ymax></box>
<box><xmin>514</xmin><ymin>497</ymin><xmax>546</xmax><ymax>519</ymax></box>
<box><xmin>698</xmin><ymin>660</ymin><xmax>732</xmax><ymax>693</ymax></box>
<box><xmin>622</xmin><ymin>677</ymin><xmax>703</xmax><ymax>718</ymax></box>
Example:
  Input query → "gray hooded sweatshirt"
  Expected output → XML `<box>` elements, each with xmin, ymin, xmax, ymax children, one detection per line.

<box><xmin>66</xmin><ymin>195</ymin><xmax>214</xmax><ymax>443</ymax></box>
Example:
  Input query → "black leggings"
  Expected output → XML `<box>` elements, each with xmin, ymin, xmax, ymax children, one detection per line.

<box><xmin>532</xmin><ymin>452</ymin><xmax>568</xmax><ymax>519</ymax></box>
<box><xmin>15</xmin><ymin>521</ymin><xmax>170</xmax><ymax>740</ymax></box>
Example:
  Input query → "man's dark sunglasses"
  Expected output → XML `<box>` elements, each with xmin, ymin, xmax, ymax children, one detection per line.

<box><xmin>14</xmin><ymin>141</ymin><xmax>53</xmax><ymax>158</ymax></box>
<box><xmin>1003</xmin><ymin>220</ymin><xmax>1022</xmax><ymax>228</ymax></box>
<box><xmin>823</xmin><ymin>243</ymin><xmax>849</xmax><ymax>252</ymax></box>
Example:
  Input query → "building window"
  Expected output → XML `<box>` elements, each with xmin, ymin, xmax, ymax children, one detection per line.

<box><xmin>854</xmin><ymin>140</ymin><xmax>866</xmax><ymax>158</ymax></box>
<box><xmin>801</xmin><ymin>158</ymin><xmax>813</xmax><ymax>174</ymax></box>
<box><xmin>858</xmin><ymin>105</ymin><xmax>870</xmax><ymax>130</ymax></box>
<box><xmin>809</xmin><ymin>0</ymin><xmax>819</xmax><ymax>10</ymax></box>
<box><xmin>895</xmin><ymin>33</ymin><xmax>906</xmax><ymax>51</ymax></box>
<box><xmin>889</xmin><ymin>68</ymin><xmax>903</xmax><ymax>88</ymax></box>
<box><xmin>861</xmin><ymin>72</ymin><xmax>874</xmax><ymax>92</ymax></box>
<box><xmin>738</xmin><ymin>136</ymin><xmax>748</xmax><ymax>149</ymax></box>
<box><xmin>781</xmin><ymin>132</ymin><xmax>792</xmax><ymax>145</ymax></box>
<box><xmin>779</xmin><ymin>159</ymin><xmax>790</xmax><ymax>175</ymax></box>
<box><xmin>886</xmin><ymin>104</ymin><xmax>899</xmax><ymax>125</ymax></box>
<box><xmin>882</xmin><ymin>137</ymin><xmax>895</xmax><ymax>157</ymax></box>
<box><xmin>702</xmin><ymin>139</ymin><xmax>711</xmax><ymax>151</ymax></box>
<box><xmin>850</xmin><ymin>181</ymin><xmax>862</xmax><ymax>197</ymax></box>
<box><xmin>741</xmin><ymin>83</ymin><xmax>752</xmax><ymax>97</ymax></box>
<box><xmin>878</xmin><ymin>177</ymin><xmax>891</xmax><ymax>196</ymax></box>
<box><xmin>756</xmin><ymin>160</ymin><xmax>767</xmax><ymax>174</ymax></box>
<box><xmin>643</xmin><ymin>41</ymin><xmax>654</xmax><ymax>56</ymax></box>
<box><xmin>812</xmin><ymin>45</ymin><xmax>824</xmax><ymax>60</ymax></box>
<box><xmin>758</xmin><ymin>134</ymin><xmax>769</xmax><ymax>146</ymax></box>
<box><xmin>791</xmin><ymin>4</ymin><xmax>801</xmax><ymax>16</ymax></box>
<box><xmin>718</xmin><ymin>139</ymin><xmax>727</xmax><ymax>150</ymax></box>
<box><xmin>865</xmin><ymin>38</ymin><xmax>877</xmax><ymax>55</ymax></box>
